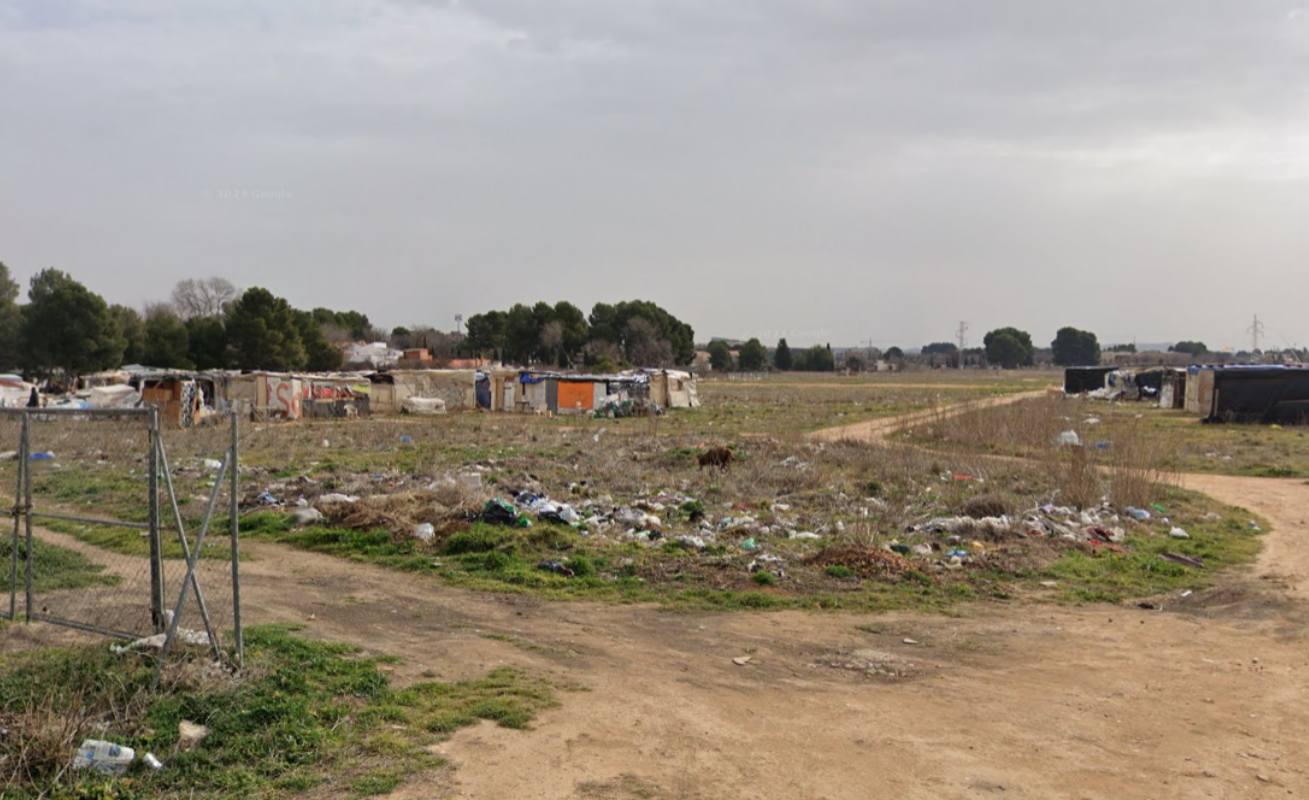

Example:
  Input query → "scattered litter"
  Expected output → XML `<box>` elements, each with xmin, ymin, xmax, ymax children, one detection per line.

<box><xmin>789</xmin><ymin>531</ymin><xmax>821</xmax><ymax>541</ymax></box>
<box><xmin>30</xmin><ymin>451</ymin><xmax>55</xmax><ymax>461</ymax></box>
<box><xmin>178</xmin><ymin>720</ymin><xmax>209</xmax><ymax>751</ymax></box>
<box><xmin>480</xmin><ymin>498</ymin><xmax>530</xmax><ymax>527</ymax></box>
<box><xmin>677</xmin><ymin>535</ymin><xmax>707</xmax><ymax>550</ymax></box>
<box><xmin>1180</xmin><ymin>589</ymin><xmax>1193</xmax><ymax>598</ymax></box>
<box><xmin>1056</xmin><ymin>430</ymin><xmax>1082</xmax><ymax>447</ymax></box>
<box><xmin>1039</xmin><ymin>580</ymin><xmax>1058</xmax><ymax>588</ymax></box>
<box><xmin>537</xmin><ymin>560</ymin><xmax>575</xmax><ymax>577</ymax></box>
<box><xmin>291</xmin><ymin>507</ymin><xmax>325</xmax><ymax>526</ymax></box>
<box><xmin>202</xmin><ymin>458</ymin><xmax>223</xmax><ymax>470</ymax></box>
<box><xmin>111</xmin><ymin>629</ymin><xmax>209</xmax><ymax>654</ymax></box>
<box><xmin>1125</xmin><ymin>506</ymin><xmax>1151</xmax><ymax>521</ymax></box>
<box><xmin>316</xmin><ymin>493</ymin><xmax>359</xmax><ymax>506</ymax></box>
<box><xmin>732</xmin><ymin>655</ymin><xmax>752</xmax><ymax>666</ymax></box>
<box><xmin>1168</xmin><ymin>527</ymin><xmax>1190</xmax><ymax>540</ymax></box>
<box><xmin>748</xmin><ymin>554</ymin><xmax>785</xmax><ymax>575</ymax></box>
<box><xmin>1160</xmin><ymin>551</ymin><xmax>1204</xmax><ymax>568</ymax></box>
<box><xmin>739</xmin><ymin>537</ymin><xmax>758</xmax><ymax>551</ymax></box>
<box><xmin>402</xmin><ymin>396</ymin><xmax>447</xmax><ymax>415</ymax></box>
<box><xmin>412</xmin><ymin>522</ymin><xmax>435</xmax><ymax>543</ymax></box>
<box><xmin>902</xmin><ymin>638</ymin><xmax>919</xmax><ymax>645</ymax></box>
<box><xmin>71</xmin><ymin>740</ymin><xmax>135</xmax><ymax>775</ymax></box>
<box><xmin>142</xmin><ymin>752</ymin><xmax>164</xmax><ymax>770</ymax></box>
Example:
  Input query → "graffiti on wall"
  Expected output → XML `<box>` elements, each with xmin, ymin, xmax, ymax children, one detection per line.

<box><xmin>264</xmin><ymin>377</ymin><xmax>303</xmax><ymax>418</ymax></box>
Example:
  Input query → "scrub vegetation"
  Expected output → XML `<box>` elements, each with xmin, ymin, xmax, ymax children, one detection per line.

<box><xmin>0</xmin><ymin>625</ymin><xmax>556</xmax><ymax>799</ymax></box>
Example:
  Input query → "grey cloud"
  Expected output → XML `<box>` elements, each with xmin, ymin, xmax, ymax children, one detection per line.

<box><xmin>1</xmin><ymin>0</ymin><xmax>1306</xmax><ymax>351</ymax></box>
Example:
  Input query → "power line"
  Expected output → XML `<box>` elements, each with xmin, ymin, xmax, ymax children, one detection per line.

<box><xmin>1247</xmin><ymin>314</ymin><xmax>1264</xmax><ymax>352</ymax></box>
<box><xmin>956</xmin><ymin>321</ymin><xmax>968</xmax><ymax>369</ymax></box>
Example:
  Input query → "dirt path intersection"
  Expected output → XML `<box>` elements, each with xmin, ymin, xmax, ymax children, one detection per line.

<box><xmin>17</xmin><ymin>394</ymin><xmax>1309</xmax><ymax>798</ymax></box>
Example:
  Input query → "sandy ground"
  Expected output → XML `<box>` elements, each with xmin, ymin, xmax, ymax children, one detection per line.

<box><xmin>9</xmin><ymin>393</ymin><xmax>1309</xmax><ymax>799</ymax></box>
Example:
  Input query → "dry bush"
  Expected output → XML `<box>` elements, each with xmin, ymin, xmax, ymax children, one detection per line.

<box><xmin>1103</xmin><ymin>416</ymin><xmax>1180</xmax><ymax>508</ymax></box>
<box><xmin>1043</xmin><ymin>443</ymin><xmax>1100</xmax><ymax>509</ymax></box>
<box><xmin>917</xmin><ymin>395</ymin><xmax>1068</xmax><ymax>453</ymax></box>
<box><xmin>916</xmin><ymin>396</ymin><xmax>1179</xmax><ymax>510</ymax></box>
<box><xmin>326</xmin><ymin>488</ymin><xmax>482</xmax><ymax>538</ymax></box>
<box><xmin>962</xmin><ymin>495</ymin><xmax>1011</xmax><ymax>519</ymax></box>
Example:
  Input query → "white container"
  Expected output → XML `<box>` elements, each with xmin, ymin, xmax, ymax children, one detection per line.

<box><xmin>71</xmin><ymin>739</ymin><xmax>135</xmax><ymax>775</ymax></box>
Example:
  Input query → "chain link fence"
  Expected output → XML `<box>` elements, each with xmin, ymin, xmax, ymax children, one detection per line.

<box><xmin>1</xmin><ymin>408</ymin><xmax>242</xmax><ymax>667</ymax></box>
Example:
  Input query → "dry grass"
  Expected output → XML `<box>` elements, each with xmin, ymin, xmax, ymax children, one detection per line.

<box><xmin>905</xmin><ymin>395</ymin><xmax>1180</xmax><ymax>509</ymax></box>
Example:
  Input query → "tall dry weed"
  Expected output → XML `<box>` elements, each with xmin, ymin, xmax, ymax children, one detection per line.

<box><xmin>921</xmin><ymin>396</ymin><xmax>1178</xmax><ymax>509</ymax></box>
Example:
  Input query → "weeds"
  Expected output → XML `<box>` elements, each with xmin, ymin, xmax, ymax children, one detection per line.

<box><xmin>0</xmin><ymin>625</ymin><xmax>556</xmax><ymax>799</ymax></box>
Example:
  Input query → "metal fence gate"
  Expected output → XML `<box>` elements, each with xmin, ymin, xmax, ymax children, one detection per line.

<box><xmin>2</xmin><ymin>407</ymin><xmax>242</xmax><ymax>666</ymax></box>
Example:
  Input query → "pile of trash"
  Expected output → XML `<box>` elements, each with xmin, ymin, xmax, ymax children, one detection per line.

<box><xmin>593</xmin><ymin>396</ymin><xmax>661</xmax><ymax>418</ymax></box>
<box><xmin>884</xmin><ymin>498</ymin><xmax>1198</xmax><ymax>570</ymax></box>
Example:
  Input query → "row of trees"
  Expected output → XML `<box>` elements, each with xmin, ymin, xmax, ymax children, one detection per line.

<box><xmin>462</xmin><ymin>300</ymin><xmax>694</xmax><ymax>369</ymax></box>
<box><xmin>980</xmin><ymin>326</ymin><xmax>1101</xmax><ymax>367</ymax></box>
<box><xmin>0</xmin><ymin>266</ymin><xmax>376</xmax><ymax>377</ymax></box>
<box><xmin>708</xmin><ymin>338</ymin><xmax>838</xmax><ymax>372</ymax></box>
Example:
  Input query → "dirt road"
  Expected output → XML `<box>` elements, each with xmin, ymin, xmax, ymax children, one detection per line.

<box><xmin>18</xmin><ymin>395</ymin><xmax>1309</xmax><ymax>798</ymax></box>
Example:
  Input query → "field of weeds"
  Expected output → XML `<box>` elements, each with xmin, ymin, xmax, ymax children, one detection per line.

<box><xmin>901</xmin><ymin>392</ymin><xmax>1309</xmax><ymax>478</ymax></box>
<box><xmin>679</xmin><ymin>369</ymin><xmax>1052</xmax><ymax>434</ymax></box>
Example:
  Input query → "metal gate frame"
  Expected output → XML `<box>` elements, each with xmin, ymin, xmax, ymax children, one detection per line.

<box><xmin>3</xmin><ymin>407</ymin><xmax>242</xmax><ymax>666</ymax></box>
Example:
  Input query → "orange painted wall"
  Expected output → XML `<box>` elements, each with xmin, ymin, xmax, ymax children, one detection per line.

<box><xmin>556</xmin><ymin>380</ymin><xmax>594</xmax><ymax>411</ymax></box>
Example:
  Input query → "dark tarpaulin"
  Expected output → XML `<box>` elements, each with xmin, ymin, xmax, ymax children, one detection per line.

<box><xmin>1207</xmin><ymin>367</ymin><xmax>1309</xmax><ymax>424</ymax></box>
<box><xmin>1134</xmin><ymin>369</ymin><xmax>1166</xmax><ymax>398</ymax></box>
<box><xmin>1064</xmin><ymin>366</ymin><xmax>1114</xmax><ymax>394</ymax></box>
<box><xmin>475</xmin><ymin>375</ymin><xmax>491</xmax><ymax>409</ymax></box>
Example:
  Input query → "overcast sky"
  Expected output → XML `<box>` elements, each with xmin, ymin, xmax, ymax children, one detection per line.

<box><xmin>2</xmin><ymin>1</ymin><xmax>1307</xmax><ymax>351</ymax></box>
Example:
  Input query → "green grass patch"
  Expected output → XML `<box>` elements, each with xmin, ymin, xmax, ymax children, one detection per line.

<box><xmin>1043</xmin><ymin>488</ymin><xmax>1264</xmax><ymax>603</ymax></box>
<box><xmin>0</xmin><ymin>625</ymin><xmax>556</xmax><ymax>799</ymax></box>
<box><xmin>0</xmin><ymin>536</ymin><xmax>117</xmax><ymax>593</ymax></box>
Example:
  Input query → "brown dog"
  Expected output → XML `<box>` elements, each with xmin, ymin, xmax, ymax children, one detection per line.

<box><xmin>697</xmin><ymin>446</ymin><xmax>734</xmax><ymax>470</ymax></box>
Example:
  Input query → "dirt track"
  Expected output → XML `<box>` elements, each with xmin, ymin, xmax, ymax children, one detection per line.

<box><xmin>18</xmin><ymin>395</ymin><xmax>1309</xmax><ymax>798</ymax></box>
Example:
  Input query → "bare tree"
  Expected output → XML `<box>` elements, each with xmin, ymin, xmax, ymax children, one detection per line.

<box><xmin>171</xmin><ymin>277</ymin><xmax>238</xmax><ymax>319</ymax></box>
<box><xmin>540</xmin><ymin>320</ymin><xmax>564</xmax><ymax>365</ymax></box>
<box><xmin>625</xmin><ymin>317</ymin><xmax>674</xmax><ymax>367</ymax></box>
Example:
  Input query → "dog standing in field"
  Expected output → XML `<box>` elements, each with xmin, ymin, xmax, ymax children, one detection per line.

<box><xmin>697</xmin><ymin>446</ymin><xmax>734</xmax><ymax>470</ymax></box>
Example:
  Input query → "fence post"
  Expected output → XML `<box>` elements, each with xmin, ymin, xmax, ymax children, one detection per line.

<box><xmin>228</xmin><ymin>411</ymin><xmax>243</xmax><ymax>666</ymax></box>
<box><xmin>7</xmin><ymin>412</ymin><xmax>26</xmax><ymax>620</ymax></box>
<box><xmin>147</xmin><ymin>406</ymin><xmax>165</xmax><ymax>633</ymax></box>
<box><xmin>21</xmin><ymin>411</ymin><xmax>32</xmax><ymax>623</ymax></box>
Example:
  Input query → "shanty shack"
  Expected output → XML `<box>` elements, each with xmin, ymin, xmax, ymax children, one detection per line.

<box><xmin>1198</xmin><ymin>366</ymin><xmax>1309</xmax><ymax>424</ymax></box>
<box><xmin>647</xmin><ymin>369</ymin><xmax>700</xmax><ymax>409</ymax></box>
<box><xmin>1158</xmin><ymin>368</ymin><xmax>1188</xmax><ymax>409</ymax></box>
<box><xmin>1063</xmin><ymin>366</ymin><xmax>1115</xmax><ymax>395</ymax></box>
<box><xmin>0</xmin><ymin>374</ymin><xmax>36</xmax><ymax>407</ymax></box>
<box><xmin>368</xmin><ymin>370</ymin><xmax>477</xmax><ymax>415</ymax></box>
<box><xmin>303</xmin><ymin>375</ymin><xmax>370</xmax><ymax>418</ymax></box>
<box><xmin>138</xmin><ymin>372</ymin><xmax>211</xmax><ymax>428</ymax></box>
<box><xmin>216</xmin><ymin>372</ymin><xmax>305</xmax><ymax>420</ymax></box>
<box><xmin>1184</xmin><ymin>366</ymin><xmax>1217</xmax><ymax>416</ymax></box>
